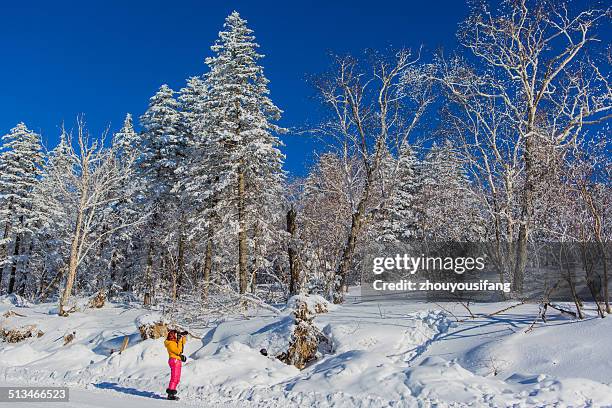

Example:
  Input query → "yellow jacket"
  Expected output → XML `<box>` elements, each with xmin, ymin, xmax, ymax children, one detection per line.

<box><xmin>164</xmin><ymin>336</ymin><xmax>186</xmax><ymax>360</ymax></box>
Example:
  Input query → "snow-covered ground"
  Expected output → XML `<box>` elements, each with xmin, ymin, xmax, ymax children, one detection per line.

<box><xmin>1</xmin><ymin>289</ymin><xmax>611</xmax><ymax>407</ymax></box>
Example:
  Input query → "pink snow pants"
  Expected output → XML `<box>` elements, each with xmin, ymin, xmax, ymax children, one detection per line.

<box><xmin>168</xmin><ymin>358</ymin><xmax>182</xmax><ymax>390</ymax></box>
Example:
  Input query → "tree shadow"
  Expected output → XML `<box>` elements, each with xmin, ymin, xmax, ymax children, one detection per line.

<box><xmin>93</xmin><ymin>382</ymin><xmax>165</xmax><ymax>400</ymax></box>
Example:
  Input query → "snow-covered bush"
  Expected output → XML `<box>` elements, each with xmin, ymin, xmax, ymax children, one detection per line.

<box><xmin>87</xmin><ymin>289</ymin><xmax>107</xmax><ymax>309</ymax></box>
<box><xmin>278</xmin><ymin>299</ymin><xmax>331</xmax><ymax>369</ymax></box>
<box><xmin>286</xmin><ymin>294</ymin><xmax>333</xmax><ymax>315</ymax></box>
<box><xmin>135</xmin><ymin>312</ymin><xmax>170</xmax><ymax>340</ymax></box>
<box><xmin>1</xmin><ymin>324</ymin><xmax>44</xmax><ymax>343</ymax></box>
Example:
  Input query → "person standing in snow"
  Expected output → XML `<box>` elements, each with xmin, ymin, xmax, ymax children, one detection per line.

<box><xmin>164</xmin><ymin>329</ymin><xmax>188</xmax><ymax>400</ymax></box>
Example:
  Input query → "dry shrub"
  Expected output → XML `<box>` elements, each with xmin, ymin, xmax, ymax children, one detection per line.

<box><xmin>88</xmin><ymin>289</ymin><xmax>107</xmax><ymax>309</ymax></box>
<box><xmin>278</xmin><ymin>301</ymin><xmax>330</xmax><ymax>369</ymax></box>
<box><xmin>63</xmin><ymin>331</ymin><xmax>76</xmax><ymax>346</ymax></box>
<box><xmin>2</xmin><ymin>325</ymin><xmax>44</xmax><ymax>343</ymax></box>
<box><xmin>314</xmin><ymin>302</ymin><xmax>328</xmax><ymax>314</ymax></box>
<box><xmin>138</xmin><ymin>321</ymin><xmax>168</xmax><ymax>340</ymax></box>
<box><xmin>2</xmin><ymin>310</ymin><xmax>25</xmax><ymax>318</ymax></box>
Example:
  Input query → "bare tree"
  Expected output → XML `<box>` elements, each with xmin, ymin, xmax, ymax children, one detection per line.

<box><xmin>314</xmin><ymin>50</ymin><xmax>435</xmax><ymax>302</ymax></box>
<box><xmin>437</xmin><ymin>0</ymin><xmax>611</xmax><ymax>292</ymax></box>
<box><xmin>55</xmin><ymin>119</ymin><xmax>146</xmax><ymax>316</ymax></box>
<box><xmin>570</xmin><ymin>140</ymin><xmax>611</xmax><ymax>314</ymax></box>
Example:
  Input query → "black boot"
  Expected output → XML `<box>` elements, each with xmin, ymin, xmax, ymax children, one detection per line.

<box><xmin>166</xmin><ymin>389</ymin><xmax>178</xmax><ymax>400</ymax></box>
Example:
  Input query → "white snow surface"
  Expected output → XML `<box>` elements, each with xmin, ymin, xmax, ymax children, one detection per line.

<box><xmin>1</xmin><ymin>290</ymin><xmax>611</xmax><ymax>407</ymax></box>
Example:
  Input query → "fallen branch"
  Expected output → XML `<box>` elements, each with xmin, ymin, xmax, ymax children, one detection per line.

<box><xmin>238</xmin><ymin>293</ymin><xmax>282</xmax><ymax>315</ymax></box>
<box><xmin>119</xmin><ymin>336</ymin><xmax>129</xmax><ymax>353</ymax></box>
<box><xmin>2</xmin><ymin>310</ymin><xmax>26</xmax><ymax>318</ymax></box>
<box><xmin>459</xmin><ymin>301</ymin><xmax>476</xmax><ymax>319</ymax></box>
<box><xmin>547</xmin><ymin>302</ymin><xmax>577</xmax><ymax>318</ymax></box>
<box><xmin>525</xmin><ymin>303</ymin><xmax>548</xmax><ymax>333</ymax></box>
<box><xmin>484</xmin><ymin>301</ymin><xmax>525</xmax><ymax>318</ymax></box>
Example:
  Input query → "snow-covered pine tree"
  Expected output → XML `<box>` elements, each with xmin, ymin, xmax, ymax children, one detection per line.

<box><xmin>178</xmin><ymin>76</ymin><xmax>207</xmax><ymax>142</ymax></box>
<box><xmin>114</xmin><ymin>113</ymin><xmax>139</xmax><ymax>158</ymax></box>
<box><xmin>139</xmin><ymin>85</ymin><xmax>183</xmax><ymax>202</ymax></box>
<box><xmin>0</xmin><ymin>123</ymin><xmax>44</xmax><ymax>294</ymax></box>
<box><xmin>375</xmin><ymin>142</ymin><xmax>421</xmax><ymax>243</ymax></box>
<box><xmin>420</xmin><ymin>141</ymin><xmax>483</xmax><ymax>241</ymax></box>
<box><xmin>138</xmin><ymin>84</ymin><xmax>184</xmax><ymax>302</ymax></box>
<box><xmin>176</xmin><ymin>76</ymin><xmax>210</xmax><ymax>230</ymax></box>
<box><xmin>176</xmin><ymin>76</ymin><xmax>215</xmax><ymax>297</ymax></box>
<box><xmin>103</xmin><ymin>116</ymin><xmax>142</xmax><ymax>296</ymax></box>
<box><xmin>203</xmin><ymin>11</ymin><xmax>286</xmax><ymax>294</ymax></box>
<box><xmin>30</xmin><ymin>132</ymin><xmax>74</xmax><ymax>299</ymax></box>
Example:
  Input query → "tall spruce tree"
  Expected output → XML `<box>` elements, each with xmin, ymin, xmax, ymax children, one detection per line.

<box><xmin>139</xmin><ymin>84</ymin><xmax>183</xmax><ymax>302</ymax></box>
<box><xmin>203</xmin><ymin>11</ymin><xmax>286</xmax><ymax>293</ymax></box>
<box><xmin>114</xmin><ymin>113</ymin><xmax>139</xmax><ymax>158</ymax></box>
<box><xmin>376</xmin><ymin>142</ymin><xmax>421</xmax><ymax>243</ymax></box>
<box><xmin>420</xmin><ymin>141</ymin><xmax>483</xmax><ymax>240</ymax></box>
<box><xmin>139</xmin><ymin>85</ymin><xmax>182</xmax><ymax>203</ymax></box>
<box><xmin>30</xmin><ymin>132</ymin><xmax>73</xmax><ymax>299</ymax></box>
<box><xmin>0</xmin><ymin>123</ymin><xmax>44</xmax><ymax>293</ymax></box>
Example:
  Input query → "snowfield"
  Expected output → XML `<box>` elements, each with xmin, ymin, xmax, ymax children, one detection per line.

<box><xmin>1</xmin><ymin>290</ymin><xmax>611</xmax><ymax>407</ymax></box>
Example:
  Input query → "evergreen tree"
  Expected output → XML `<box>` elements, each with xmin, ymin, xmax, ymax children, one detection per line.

<box><xmin>0</xmin><ymin>123</ymin><xmax>44</xmax><ymax>293</ymax></box>
<box><xmin>203</xmin><ymin>11</ymin><xmax>286</xmax><ymax>293</ymax></box>
<box><xmin>139</xmin><ymin>85</ymin><xmax>183</xmax><ymax>202</ymax></box>
<box><xmin>30</xmin><ymin>132</ymin><xmax>74</xmax><ymax>298</ymax></box>
<box><xmin>114</xmin><ymin>113</ymin><xmax>139</xmax><ymax>158</ymax></box>
<box><xmin>104</xmin><ymin>116</ymin><xmax>142</xmax><ymax>295</ymax></box>
<box><xmin>178</xmin><ymin>76</ymin><xmax>207</xmax><ymax>142</ymax></box>
<box><xmin>376</xmin><ymin>142</ymin><xmax>421</xmax><ymax>243</ymax></box>
<box><xmin>420</xmin><ymin>141</ymin><xmax>483</xmax><ymax>240</ymax></box>
<box><xmin>138</xmin><ymin>85</ymin><xmax>184</xmax><ymax>302</ymax></box>
<box><xmin>176</xmin><ymin>76</ymin><xmax>209</xmax><ymax>232</ymax></box>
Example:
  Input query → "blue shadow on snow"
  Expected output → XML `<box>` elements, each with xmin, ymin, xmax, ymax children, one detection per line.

<box><xmin>93</xmin><ymin>382</ymin><xmax>166</xmax><ymax>400</ymax></box>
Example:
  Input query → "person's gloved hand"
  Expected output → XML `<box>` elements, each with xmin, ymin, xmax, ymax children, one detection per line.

<box><xmin>180</xmin><ymin>354</ymin><xmax>187</xmax><ymax>362</ymax></box>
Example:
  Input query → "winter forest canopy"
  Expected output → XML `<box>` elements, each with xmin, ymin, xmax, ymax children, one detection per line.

<box><xmin>0</xmin><ymin>1</ymin><xmax>610</xmax><ymax>317</ymax></box>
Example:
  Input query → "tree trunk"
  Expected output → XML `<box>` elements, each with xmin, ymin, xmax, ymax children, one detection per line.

<box><xmin>176</xmin><ymin>230</ymin><xmax>185</xmax><ymax>299</ymax></box>
<box><xmin>335</xmin><ymin>195</ymin><xmax>368</xmax><ymax>303</ymax></box>
<box><xmin>600</xmin><ymin>242</ymin><xmax>610</xmax><ymax>314</ymax></box>
<box><xmin>287</xmin><ymin>207</ymin><xmax>300</xmax><ymax>296</ymax></box>
<box><xmin>108</xmin><ymin>250</ymin><xmax>118</xmax><ymax>295</ymax></box>
<box><xmin>238</xmin><ymin>170</ymin><xmax>248</xmax><ymax>294</ymax></box>
<box><xmin>581</xmin><ymin>243</ymin><xmax>605</xmax><ymax>318</ymax></box>
<box><xmin>143</xmin><ymin>239</ymin><xmax>154</xmax><ymax>306</ymax></box>
<box><xmin>121</xmin><ymin>255</ymin><xmax>132</xmax><ymax>292</ymax></box>
<box><xmin>17</xmin><ymin>238</ymin><xmax>34</xmax><ymax>296</ymax></box>
<box><xmin>39</xmin><ymin>266</ymin><xmax>65</xmax><ymax>302</ymax></box>
<box><xmin>7</xmin><ymin>232</ymin><xmax>21</xmax><ymax>294</ymax></box>
<box><xmin>251</xmin><ymin>268</ymin><xmax>257</xmax><ymax>294</ymax></box>
<box><xmin>0</xmin><ymin>219</ymin><xmax>11</xmax><ymax>292</ymax></box>
<box><xmin>171</xmin><ymin>261</ymin><xmax>177</xmax><ymax>302</ymax></box>
<box><xmin>58</xmin><ymin>204</ymin><xmax>85</xmax><ymax>316</ymax></box>
<box><xmin>563</xmin><ymin>247</ymin><xmax>584</xmax><ymax>319</ymax></box>
<box><xmin>513</xmin><ymin>133</ymin><xmax>536</xmax><ymax>294</ymax></box>
<box><xmin>202</xmin><ymin>227</ymin><xmax>213</xmax><ymax>300</ymax></box>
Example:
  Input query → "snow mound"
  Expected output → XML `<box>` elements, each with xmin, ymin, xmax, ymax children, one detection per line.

<box><xmin>286</xmin><ymin>294</ymin><xmax>334</xmax><ymax>314</ymax></box>
<box><xmin>278</xmin><ymin>310</ymin><xmax>455</xmax><ymax>402</ymax></box>
<box><xmin>134</xmin><ymin>312</ymin><xmax>170</xmax><ymax>328</ymax></box>
<box><xmin>459</xmin><ymin>307</ymin><xmax>612</xmax><ymax>382</ymax></box>
<box><xmin>193</xmin><ymin>313</ymin><xmax>295</xmax><ymax>359</ymax></box>
<box><xmin>405</xmin><ymin>357</ymin><xmax>612</xmax><ymax>407</ymax></box>
<box><xmin>0</xmin><ymin>294</ymin><xmax>31</xmax><ymax>308</ymax></box>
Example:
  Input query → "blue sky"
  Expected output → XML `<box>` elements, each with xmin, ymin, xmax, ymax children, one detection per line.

<box><xmin>0</xmin><ymin>0</ymin><xmax>469</xmax><ymax>176</ymax></box>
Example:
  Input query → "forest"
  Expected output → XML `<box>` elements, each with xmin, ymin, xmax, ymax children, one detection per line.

<box><xmin>0</xmin><ymin>0</ymin><xmax>610</xmax><ymax>319</ymax></box>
